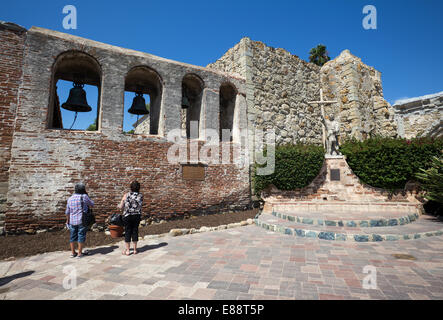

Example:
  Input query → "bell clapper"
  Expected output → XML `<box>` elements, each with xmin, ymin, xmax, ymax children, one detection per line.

<box><xmin>135</xmin><ymin>115</ymin><xmax>139</xmax><ymax>135</ymax></box>
<box><xmin>69</xmin><ymin>111</ymin><xmax>78</xmax><ymax>130</ymax></box>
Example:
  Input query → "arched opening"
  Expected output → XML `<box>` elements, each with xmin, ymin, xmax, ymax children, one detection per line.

<box><xmin>124</xmin><ymin>66</ymin><xmax>163</xmax><ymax>135</ymax></box>
<box><xmin>219</xmin><ymin>82</ymin><xmax>237</xmax><ymax>141</ymax></box>
<box><xmin>48</xmin><ymin>51</ymin><xmax>101</xmax><ymax>130</ymax></box>
<box><xmin>181</xmin><ymin>74</ymin><xmax>204</xmax><ymax>139</ymax></box>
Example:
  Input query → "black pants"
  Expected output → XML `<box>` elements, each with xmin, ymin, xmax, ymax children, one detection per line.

<box><xmin>123</xmin><ymin>214</ymin><xmax>140</xmax><ymax>243</ymax></box>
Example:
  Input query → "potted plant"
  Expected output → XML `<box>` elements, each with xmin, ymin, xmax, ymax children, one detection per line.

<box><xmin>108</xmin><ymin>213</ymin><xmax>124</xmax><ymax>238</ymax></box>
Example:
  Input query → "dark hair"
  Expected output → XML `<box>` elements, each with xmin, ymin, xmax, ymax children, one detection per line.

<box><xmin>130</xmin><ymin>180</ymin><xmax>140</xmax><ymax>193</ymax></box>
<box><xmin>74</xmin><ymin>183</ymin><xmax>87</xmax><ymax>194</ymax></box>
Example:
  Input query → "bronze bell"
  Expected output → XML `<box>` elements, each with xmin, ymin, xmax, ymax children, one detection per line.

<box><xmin>128</xmin><ymin>92</ymin><xmax>149</xmax><ymax>115</ymax></box>
<box><xmin>181</xmin><ymin>94</ymin><xmax>191</xmax><ymax>109</ymax></box>
<box><xmin>61</xmin><ymin>82</ymin><xmax>92</xmax><ymax>112</ymax></box>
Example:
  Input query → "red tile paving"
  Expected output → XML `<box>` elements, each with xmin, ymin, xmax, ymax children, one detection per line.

<box><xmin>1</xmin><ymin>225</ymin><xmax>443</xmax><ymax>300</ymax></box>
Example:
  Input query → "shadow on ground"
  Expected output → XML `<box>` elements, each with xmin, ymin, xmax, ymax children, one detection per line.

<box><xmin>0</xmin><ymin>271</ymin><xmax>35</xmax><ymax>287</ymax></box>
<box><xmin>136</xmin><ymin>242</ymin><xmax>168</xmax><ymax>253</ymax></box>
<box><xmin>87</xmin><ymin>245</ymin><xmax>119</xmax><ymax>256</ymax></box>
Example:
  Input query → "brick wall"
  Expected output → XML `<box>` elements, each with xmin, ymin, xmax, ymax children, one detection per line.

<box><xmin>2</xmin><ymin>26</ymin><xmax>251</xmax><ymax>234</ymax></box>
<box><xmin>6</xmin><ymin>134</ymin><xmax>251</xmax><ymax>233</ymax></box>
<box><xmin>0</xmin><ymin>22</ymin><xmax>27</xmax><ymax>235</ymax></box>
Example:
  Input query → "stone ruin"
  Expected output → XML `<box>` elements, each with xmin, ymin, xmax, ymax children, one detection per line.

<box><xmin>393</xmin><ymin>91</ymin><xmax>443</xmax><ymax>139</ymax></box>
<box><xmin>0</xmin><ymin>21</ymin><xmax>440</xmax><ymax>234</ymax></box>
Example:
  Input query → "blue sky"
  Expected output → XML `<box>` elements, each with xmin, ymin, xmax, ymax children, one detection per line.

<box><xmin>2</xmin><ymin>0</ymin><xmax>442</xmax><ymax>130</ymax></box>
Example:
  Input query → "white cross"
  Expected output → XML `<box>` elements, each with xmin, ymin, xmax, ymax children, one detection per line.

<box><xmin>308</xmin><ymin>89</ymin><xmax>337</xmax><ymax>149</ymax></box>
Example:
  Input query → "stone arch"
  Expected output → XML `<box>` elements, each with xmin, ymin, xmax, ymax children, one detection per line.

<box><xmin>124</xmin><ymin>66</ymin><xmax>163</xmax><ymax>135</ymax></box>
<box><xmin>182</xmin><ymin>73</ymin><xmax>204</xmax><ymax>139</ymax></box>
<box><xmin>48</xmin><ymin>50</ymin><xmax>102</xmax><ymax>130</ymax></box>
<box><xmin>219</xmin><ymin>82</ymin><xmax>237</xmax><ymax>141</ymax></box>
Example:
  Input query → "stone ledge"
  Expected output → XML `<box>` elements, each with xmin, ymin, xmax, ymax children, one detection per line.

<box><xmin>166</xmin><ymin>219</ymin><xmax>253</xmax><ymax>237</ymax></box>
<box><xmin>103</xmin><ymin>218</ymin><xmax>255</xmax><ymax>240</ymax></box>
<box><xmin>254</xmin><ymin>217</ymin><xmax>443</xmax><ymax>242</ymax></box>
<box><xmin>271</xmin><ymin>211</ymin><xmax>420</xmax><ymax>228</ymax></box>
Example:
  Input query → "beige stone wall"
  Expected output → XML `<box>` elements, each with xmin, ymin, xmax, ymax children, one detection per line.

<box><xmin>320</xmin><ymin>50</ymin><xmax>397</xmax><ymax>141</ymax></box>
<box><xmin>207</xmin><ymin>41</ymin><xmax>245</xmax><ymax>78</ymax></box>
<box><xmin>209</xmin><ymin>40</ymin><xmax>398</xmax><ymax>147</ymax></box>
<box><xmin>208</xmin><ymin>38</ymin><xmax>322</xmax><ymax>145</ymax></box>
<box><xmin>393</xmin><ymin>92</ymin><xmax>443</xmax><ymax>138</ymax></box>
<box><xmin>133</xmin><ymin>115</ymin><xmax>150</xmax><ymax>134</ymax></box>
<box><xmin>401</xmin><ymin>112</ymin><xmax>442</xmax><ymax>138</ymax></box>
<box><xmin>250</xmin><ymin>41</ymin><xmax>322</xmax><ymax>145</ymax></box>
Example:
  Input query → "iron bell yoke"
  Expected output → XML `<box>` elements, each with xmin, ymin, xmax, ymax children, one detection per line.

<box><xmin>128</xmin><ymin>92</ymin><xmax>149</xmax><ymax>115</ymax></box>
<box><xmin>61</xmin><ymin>82</ymin><xmax>92</xmax><ymax>112</ymax></box>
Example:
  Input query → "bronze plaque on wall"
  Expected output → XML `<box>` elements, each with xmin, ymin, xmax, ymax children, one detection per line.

<box><xmin>330</xmin><ymin>169</ymin><xmax>340</xmax><ymax>181</ymax></box>
<box><xmin>182</xmin><ymin>164</ymin><xmax>206</xmax><ymax>181</ymax></box>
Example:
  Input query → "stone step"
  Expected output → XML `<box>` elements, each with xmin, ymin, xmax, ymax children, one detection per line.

<box><xmin>255</xmin><ymin>213</ymin><xmax>443</xmax><ymax>242</ymax></box>
<box><xmin>271</xmin><ymin>210</ymin><xmax>420</xmax><ymax>228</ymax></box>
<box><xmin>267</xmin><ymin>201</ymin><xmax>419</xmax><ymax>215</ymax></box>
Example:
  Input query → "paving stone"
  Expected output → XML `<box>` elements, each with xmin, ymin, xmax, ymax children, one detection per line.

<box><xmin>207</xmin><ymin>281</ymin><xmax>230</xmax><ymax>290</ymax></box>
<box><xmin>0</xmin><ymin>225</ymin><xmax>442</xmax><ymax>300</ymax></box>
<box><xmin>213</xmin><ymin>289</ymin><xmax>239</xmax><ymax>300</ymax></box>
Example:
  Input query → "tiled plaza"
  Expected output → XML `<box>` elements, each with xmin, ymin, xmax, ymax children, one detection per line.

<box><xmin>1</xmin><ymin>224</ymin><xmax>443</xmax><ymax>300</ymax></box>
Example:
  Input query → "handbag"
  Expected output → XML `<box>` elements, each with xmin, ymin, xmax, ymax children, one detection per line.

<box><xmin>81</xmin><ymin>195</ymin><xmax>96</xmax><ymax>227</ymax></box>
<box><xmin>109</xmin><ymin>213</ymin><xmax>124</xmax><ymax>226</ymax></box>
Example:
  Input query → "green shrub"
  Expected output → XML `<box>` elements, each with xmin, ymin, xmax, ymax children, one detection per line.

<box><xmin>253</xmin><ymin>144</ymin><xmax>324</xmax><ymax>195</ymax></box>
<box><xmin>416</xmin><ymin>156</ymin><xmax>443</xmax><ymax>204</ymax></box>
<box><xmin>339</xmin><ymin>137</ymin><xmax>443</xmax><ymax>190</ymax></box>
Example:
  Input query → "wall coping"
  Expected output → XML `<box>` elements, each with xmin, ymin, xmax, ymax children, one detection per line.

<box><xmin>28</xmin><ymin>26</ymin><xmax>246</xmax><ymax>83</ymax></box>
<box><xmin>0</xmin><ymin>21</ymin><xmax>27</xmax><ymax>33</ymax></box>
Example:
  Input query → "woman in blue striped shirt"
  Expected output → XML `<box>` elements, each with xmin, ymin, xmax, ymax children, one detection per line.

<box><xmin>65</xmin><ymin>183</ymin><xmax>94</xmax><ymax>258</ymax></box>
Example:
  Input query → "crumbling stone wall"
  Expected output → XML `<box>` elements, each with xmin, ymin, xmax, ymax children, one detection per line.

<box><xmin>250</xmin><ymin>41</ymin><xmax>322</xmax><ymax>145</ymax></box>
<box><xmin>134</xmin><ymin>115</ymin><xmax>149</xmax><ymax>134</ymax></box>
<box><xmin>320</xmin><ymin>50</ymin><xmax>397</xmax><ymax>141</ymax></box>
<box><xmin>207</xmin><ymin>41</ymin><xmax>246</xmax><ymax>79</ymax></box>
<box><xmin>208</xmin><ymin>38</ymin><xmax>322</xmax><ymax>145</ymax></box>
<box><xmin>0</xmin><ymin>22</ymin><xmax>27</xmax><ymax>235</ymax></box>
<box><xmin>393</xmin><ymin>92</ymin><xmax>443</xmax><ymax>138</ymax></box>
<box><xmin>3</xmin><ymin>26</ymin><xmax>250</xmax><ymax>234</ymax></box>
<box><xmin>209</xmin><ymin>40</ymin><xmax>399</xmax><ymax>146</ymax></box>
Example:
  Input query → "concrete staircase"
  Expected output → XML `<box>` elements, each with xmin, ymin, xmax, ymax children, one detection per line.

<box><xmin>255</xmin><ymin>206</ymin><xmax>443</xmax><ymax>242</ymax></box>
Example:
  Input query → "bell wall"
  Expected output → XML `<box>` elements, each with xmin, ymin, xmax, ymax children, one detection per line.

<box><xmin>0</xmin><ymin>23</ymin><xmax>27</xmax><ymax>235</ymax></box>
<box><xmin>1</xmin><ymin>26</ymin><xmax>251</xmax><ymax>234</ymax></box>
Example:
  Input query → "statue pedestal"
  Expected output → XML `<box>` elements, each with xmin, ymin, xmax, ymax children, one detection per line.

<box><xmin>261</xmin><ymin>154</ymin><xmax>420</xmax><ymax>205</ymax></box>
<box><xmin>324</xmin><ymin>155</ymin><xmax>345</xmax><ymax>184</ymax></box>
<box><xmin>324</xmin><ymin>154</ymin><xmax>343</xmax><ymax>159</ymax></box>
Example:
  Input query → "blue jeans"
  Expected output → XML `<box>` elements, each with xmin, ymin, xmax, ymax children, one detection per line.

<box><xmin>69</xmin><ymin>224</ymin><xmax>87</xmax><ymax>243</ymax></box>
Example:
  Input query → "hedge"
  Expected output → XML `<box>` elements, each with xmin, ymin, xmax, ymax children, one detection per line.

<box><xmin>253</xmin><ymin>144</ymin><xmax>325</xmax><ymax>195</ymax></box>
<box><xmin>339</xmin><ymin>137</ymin><xmax>443</xmax><ymax>190</ymax></box>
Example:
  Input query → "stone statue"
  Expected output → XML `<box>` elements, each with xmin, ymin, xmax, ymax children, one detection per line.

<box><xmin>322</xmin><ymin>114</ymin><xmax>340</xmax><ymax>156</ymax></box>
